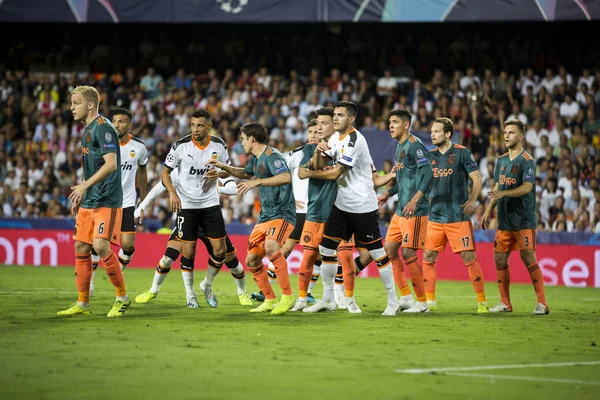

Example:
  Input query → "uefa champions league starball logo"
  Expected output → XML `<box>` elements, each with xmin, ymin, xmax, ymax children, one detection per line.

<box><xmin>217</xmin><ymin>0</ymin><xmax>248</xmax><ymax>14</ymax></box>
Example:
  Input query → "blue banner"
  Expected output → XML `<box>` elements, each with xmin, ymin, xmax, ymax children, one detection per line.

<box><xmin>1</xmin><ymin>0</ymin><xmax>598</xmax><ymax>22</ymax></box>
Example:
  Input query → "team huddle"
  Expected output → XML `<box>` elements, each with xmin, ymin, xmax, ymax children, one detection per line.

<box><xmin>58</xmin><ymin>85</ymin><xmax>550</xmax><ymax>318</ymax></box>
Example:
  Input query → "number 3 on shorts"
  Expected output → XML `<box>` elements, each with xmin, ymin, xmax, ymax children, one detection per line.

<box><xmin>98</xmin><ymin>222</ymin><xmax>105</xmax><ymax>235</ymax></box>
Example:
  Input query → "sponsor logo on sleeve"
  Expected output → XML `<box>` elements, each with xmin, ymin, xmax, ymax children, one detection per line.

<box><xmin>416</xmin><ymin>149</ymin><xmax>424</xmax><ymax>158</ymax></box>
<box><xmin>104</xmin><ymin>132</ymin><xmax>113</xmax><ymax>142</ymax></box>
<box><xmin>526</xmin><ymin>167</ymin><xmax>534</xmax><ymax>180</ymax></box>
<box><xmin>103</xmin><ymin>143</ymin><xmax>115</xmax><ymax>149</ymax></box>
<box><xmin>342</xmin><ymin>155</ymin><xmax>353</xmax><ymax>163</ymax></box>
<box><xmin>417</xmin><ymin>157</ymin><xmax>429</xmax><ymax>165</ymax></box>
<box><xmin>274</xmin><ymin>159</ymin><xmax>283</xmax><ymax>168</ymax></box>
<box><xmin>166</xmin><ymin>153</ymin><xmax>175</xmax><ymax>164</ymax></box>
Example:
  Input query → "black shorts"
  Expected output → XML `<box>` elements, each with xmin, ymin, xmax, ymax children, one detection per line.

<box><xmin>121</xmin><ymin>206</ymin><xmax>136</xmax><ymax>233</ymax></box>
<box><xmin>321</xmin><ymin>205</ymin><xmax>382</xmax><ymax>248</ymax></box>
<box><xmin>288</xmin><ymin>213</ymin><xmax>307</xmax><ymax>242</ymax></box>
<box><xmin>172</xmin><ymin>206</ymin><xmax>227</xmax><ymax>242</ymax></box>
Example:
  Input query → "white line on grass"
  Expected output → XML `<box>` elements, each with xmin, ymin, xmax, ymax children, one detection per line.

<box><xmin>396</xmin><ymin>361</ymin><xmax>600</xmax><ymax>374</ymax></box>
<box><xmin>445</xmin><ymin>372</ymin><xmax>600</xmax><ymax>386</ymax></box>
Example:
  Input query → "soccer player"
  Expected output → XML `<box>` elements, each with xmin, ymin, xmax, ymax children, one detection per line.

<box><xmin>297</xmin><ymin>101</ymin><xmax>399</xmax><ymax>316</ymax></box>
<box><xmin>376</xmin><ymin>108</ymin><xmax>432</xmax><ymax>313</ymax></box>
<box><xmin>423</xmin><ymin>117</ymin><xmax>488</xmax><ymax>313</ymax></box>
<box><xmin>206</xmin><ymin>121</ymin><xmax>296</xmax><ymax>315</ymax></box>
<box><xmin>253</xmin><ymin>119</ymin><xmax>323</xmax><ymax>305</ymax></box>
<box><xmin>162</xmin><ymin>109</ymin><xmax>231</xmax><ymax>308</ymax></box>
<box><xmin>89</xmin><ymin>108</ymin><xmax>148</xmax><ymax>296</ymax></box>
<box><xmin>58</xmin><ymin>85</ymin><xmax>129</xmax><ymax>317</ymax></box>
<box><xmin>482</xmin><ymin>119</ymin><xmax>549</xmax><ymax>315</ymax></box>
<box><xmin>133</xmin><ymin>170</ymin><xmax>252</xmax><ymax>306</ymax></box>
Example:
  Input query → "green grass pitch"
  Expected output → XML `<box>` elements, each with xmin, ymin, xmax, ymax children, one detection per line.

<box><xmin>0</xmin><ymin>265</ymin><xmax>599</xmax><ymax>400</ymax></box>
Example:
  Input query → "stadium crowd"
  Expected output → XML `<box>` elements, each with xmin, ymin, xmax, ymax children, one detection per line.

<box><xmin>1</xmin><ymin>26</ymin><xmax>599</xmax><ymax>233</ymax></box>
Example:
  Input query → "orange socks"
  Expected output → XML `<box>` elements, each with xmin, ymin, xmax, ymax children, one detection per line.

<box><xmin>405</xmin><ymin>256</ymin><xmax>426</xmax><ymax>302</ymax></box>
<box><xmin>423</xmin><ymin>261</ymin><xmax>437</xmax><ymax>301</ymax></box>
<box><xmin>298</xmin><ymin>248</ymin><xmax>319</xmax><ymax>298</ymax></box>
<box><xmin>527</xmin><ymin>262</ymin><xmax>547</xmax><ymax>305</ymax></box>
<box><xmin>270</xmin><ymin>251</ymin><xmax>291</xmax><ymax>296</ymax></box>
<box><xmin>390</xmin><ymin>253</ymin><xmax>411</xmax><ymax>296</ymax></box>
<box><xmin>337</xmin><ymin>246</ymin><xmax>355</xmax><ymax>297</ymax></box>
<box><xmin>103</xmin><ymin>250</ymin><xmax>127</xmax><ymax>297</ymax></box>
<box><xmin>466</xmin><ymin>259</ymin><xmax>486</xmax><ymax>303</ymax></box>
<box><xmin>249</xmin><ymin>264</ymin><xmax>276</xmax><ymax>300</ymax></box>
<box><xmin>496</xmin><ymin>266</ymin><xmax>511</xmax><ymax>305</ymax></box>
<box><xmin>75</xmin><ymin>253</ymin><xmax>92</xmax><ymax>303</ymax></box>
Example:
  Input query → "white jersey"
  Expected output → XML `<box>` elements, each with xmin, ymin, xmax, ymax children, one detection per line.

<box><xmin>325</xmin><ymin>128</ymin><xmax>378</xmax><ymax>213</ymax></box>
<box><xmin>119</xmin><ymin>134</ymin><xmax>148</xmax><ymax>208</ymax></box>
<box><xmin>164</xmin><ymin>134</ymin><xmax>230</xmax><ymax>209</ymax></box>
<box><xmin>285</xmin><ymin>146</ymin><xmax>308</xmax><ymax>214</ymax></box>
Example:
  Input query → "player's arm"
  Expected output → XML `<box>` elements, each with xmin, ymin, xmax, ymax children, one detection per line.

<box><xmin>217</xmin><ymin>178</ymin><xmax>238</xmax><ymax>196</ymax></box>
<box><xmin>137</xmin><ymin>164</ymin><xmax>148</xmax><ymax>203</ymax></box>
<box><xmin>372</xmin><ymin>161</ymin><xmax>395</xmax><ymax>188</ymax></box>
<box><xmin>205</xmin><ymin>159</ymin><xmax>252</xmax><ymax>180</ymax></box>
<box><xmin>490</xmin><ymin>181</ymin><xmax>533</xmax><ymax>199</ymax></box>
<box><xmin>462</xmin><ymin>151</ymin><xmax>482</xmax><ymax>216</ymax></box>
<box><xmin>299</xmin><ymin>163</ymin><xmax>347</xmax><ymax>181</ymax></box>
<box><xmin>237</xmin><ymin>155</ymin><xmax>291</xmax><ymax>195</ymax></box>
<box><xmin>482</xmin><ymin>182</ymin><xmax>499</xmax><ymax>230</ymax></box>
<box><xmin>402</xmin><ymin>146</ymin><xmax>433</xmax><ymax>217</ymax></box>
<box><xmin>462</xmin><ymin>170</ymin><xmax>482</xmax><ymax>216</ymax></box>
<box><xmin>162</xmin><ymin>145</ymin><xmax>182</xmax><ymax>212</ymax></box>
<box><xmin>134</xmin><ymin>178</ymin><xmax>167</xmax><ymax>222</ymax></box>
<box><xmin>313</xmin><ymin>140</ymin><xmax>332</xmax><ymax>171</ymax></box>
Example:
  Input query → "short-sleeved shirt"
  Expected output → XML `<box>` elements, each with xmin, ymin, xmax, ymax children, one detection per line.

<box><xmin>494</xmin><ymin>150</ymin><xmax>537</xmax><ymax>231</ymax></box>
<box><xmin>393</xmin><ymin>134</ymin><xmax>431</xmax><ymax>217</ymax></box>
<box><xmin>244</xmin><ymin>146</ymin><xmax>295</xmax><ymax>225</ymax></box>
<box><xmin>80</xmin><ymin>115</ymin><xmax>122</xmax><ymax>209</ymax></box>
<box><xmin>119</xmin><ymin>134</ymin><xmax>148</xmax><ymax>208</ymax></box>
<box><xmin>324</xmin><ymin>128</ymin><xmax>377</xmax><ymax>213</ymax></box>
<box><xmin>301</xmin><ymin>143</ymin><xmax>338</xmax><ymax>223</ymax></box>
<box><xmin>429</xmin><ymin>144</ymin><xmax>478</xmax><ymax>223</ymax></box>
<box><xmin>164</xmin><ymin>135</ymin><xmax>230</xmax><ymax>209</ymax></box>
<box><xmin>285</xmin><ymin>146</ymin><xmax>309</xmax><ymax>214</ymax></box>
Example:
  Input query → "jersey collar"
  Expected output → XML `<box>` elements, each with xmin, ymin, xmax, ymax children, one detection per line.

<box><xmin>192</xmin><ymin>135</ymin><xmax>211</xmax><ymax>150</ymax></box>
<box><xmin>119</xmin><ymin>134</ymin><xmax>132</xmax><ymax>146</ymax></box>
<box><xmin>339</xmin><ymin>128</ymin><xmax>355</xmax><ymax>141</ymax></box>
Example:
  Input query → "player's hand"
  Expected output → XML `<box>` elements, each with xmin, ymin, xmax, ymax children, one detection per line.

<box><xmin>295</xmin><ymin>200</ymin><xmax>306</xmax><ymax>210</ymax></box>
<box><xmin>135</xmin><ymin>208</ymin><xmax>144</xmax><ymax>224</ymax></box>
<box><xmin>68</xmin><ymin>182</ymin><xmax>89</xmax><ymax>208</ymax></box>
<box><xmin>237</xmin><ymin>180</ymin><xmax>259</xmax><ymax>196</ymax></box>
<box><xmin>390</xmin><ymin>165</ymin><xmax>397</xmax><ymax>173</ymax></box>
<box><xmin>481</xmin><ymin>211</ymin><xmax>490</xmax><ymax>230</ymax></box>
<box><xmin>169</xmin><ymin>192</ymin><xmax>182</xmax><ymax>213</ymax></box>
<box><xmin>205</xmin><ymin>159</ymin><xmax>223</xmax><ymax>169</ymax></box>
<box><xmin>205</xmin><ymin>169</ymin><xmax>220</xmax><ymax>181</ymax></box>
<box><xmin>489</xmin><ymin>190</ymin><xmax>503</xmax><ymax>201</ymax></box>
<box><xmin>461</xmin><ymin>199</ymin><xmax>477</xmax><ymax>216</ymax></box>
<box><xmin>71</xmin><ymin>198</ymin><xmax>81</xmax><ymax>216</ymax></box>
<box><xmin>377</xmin><ymin>192</ymin><xmax>390</xmax><ymax>208</ymax></box>
<box><xmin>402</xmin><ymin>200</ymin><xmax>417</xmax><ymax>219</ymax></box>
<box><xmin>298</xmin><ymin>167</ymin><xmax>311</xmax><ymax>179</ymax></box>
<box><xmin>316</xmin><ymin>141</ymin><xmax>330</xmax><ymax>157</ymax></box>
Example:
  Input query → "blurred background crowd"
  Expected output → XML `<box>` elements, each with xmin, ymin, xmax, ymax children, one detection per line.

<box><xmin>0</xmin><ymin>23</ymin><xmax>598</xmax><ymax>233</ymax></box>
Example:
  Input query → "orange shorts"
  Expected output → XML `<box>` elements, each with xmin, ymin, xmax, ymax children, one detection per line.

<box><xmin>73</xmin><ymin>207</ymin><xmax>122</xmax><ymax>246</ymax></box>
<box><xmin>248</xmin><ymin>219</ymin><xmax>294</xmax><ymax>258</ymax></box>
<box><xmin>385</xmin><ymin>214</ymin><xmax>428</xmax><ymax>250</ymax></box>
<box><xmin>425</xmin><ymin>220</ymin><xmax>475</xmax><ymax>253</ymax></box>
<box><xmin>301</xmin><ymin>220</ymin><xmax>326</xmax><ymax>249</ymax></box>
<box><xmin>494</xmin><ymin>229</ymin><xmax>537</xmax><ymax>253</ymax></box>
